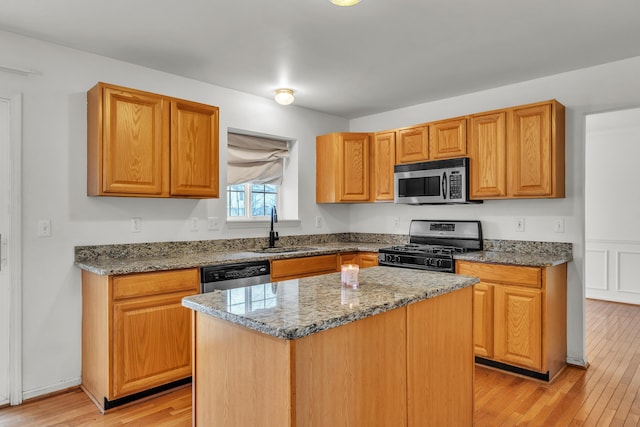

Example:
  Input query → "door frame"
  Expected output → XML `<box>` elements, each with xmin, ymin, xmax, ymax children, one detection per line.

<box><xmin>1</xmin><ymin>93</ymin><xmax>23</xmax><ymax>405</ymax></box>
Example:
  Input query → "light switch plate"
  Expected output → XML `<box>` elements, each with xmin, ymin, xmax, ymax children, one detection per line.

<box><xmin>515</xmin><ymin>218</ymin><xmax>525</xmax><ymax>232</ymax></box>
<box><xmin>37</xmin><ymin>219</ymin><xmax>52</xmax><ymax>237</ymax></box>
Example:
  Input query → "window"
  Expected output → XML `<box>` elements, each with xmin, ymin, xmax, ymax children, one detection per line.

<box><xmin>227</xmin><ymin>183</ymin><xmax>278</xmax><ymax>218</ymax></box>
<box><xmin>227</xmin><ymin>131</ymin><xmax>290</xmax><ymax>220</ymax></box>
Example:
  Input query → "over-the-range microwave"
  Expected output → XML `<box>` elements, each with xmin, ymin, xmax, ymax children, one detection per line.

<box><xmin>394</xmin><ymin>157</ymin><xmax>481</xmax><ymax>205</ymax></box>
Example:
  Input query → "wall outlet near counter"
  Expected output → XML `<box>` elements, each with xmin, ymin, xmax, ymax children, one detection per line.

<box><xmin>315</xmin><ymin>216</ymin><xmax>322</xmax><ymax>228</ymax></box>
<box><xmin>207</xmin><ymin>217</ymin><xmax>221</xmax><ymax>231</ymax></box>
<box><xmin>515</xmin><ymin>218</ymin><xmax>525</xmax><ymax>232</ymax></box>
<box><xmin>553</xmin><ymin>218</ymin><xmax>565</xmax><ymax>233</ymax></box>
<box><xmin>190</xmin><ymin>217</ymin><xmax>199</xmax><ymax>231</ymax></box>
<box><xmin>131</xmin><ymin>217</ymin><xmax>142</xmax><ymax>233</ymax></box>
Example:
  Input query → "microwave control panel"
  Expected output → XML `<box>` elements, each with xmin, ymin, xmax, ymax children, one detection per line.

<box><xmin>449</xmin><ymin>170</ymin><xmax>462</xmax><ymax>199</ymax></box>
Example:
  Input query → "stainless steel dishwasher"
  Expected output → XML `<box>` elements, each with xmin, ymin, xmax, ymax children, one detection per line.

<box><xmin>200</xmin><ymin>260</ymin><xmax>271</xmax><ymax>293</ymax></box>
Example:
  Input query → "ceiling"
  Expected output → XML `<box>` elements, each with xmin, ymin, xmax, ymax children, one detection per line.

<box><xmin>1</xmin><ymin>0</ymin><xmax>640</xmax><ymax>119</ymax></box>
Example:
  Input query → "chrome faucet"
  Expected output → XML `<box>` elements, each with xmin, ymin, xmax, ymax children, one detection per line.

<box><xmin>268</xmin><ymin>207</ymin><xmax>279</xmax><ymax>248</ymax></box>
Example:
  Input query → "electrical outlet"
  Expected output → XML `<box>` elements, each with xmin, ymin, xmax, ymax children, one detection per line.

<box><xmin>207</xmin><ymin>217</ymin><xmax>221</xmax><ymax>231</ymax></box>
<box><xmin>131</xmin><ymin>217</ymin><xmax>142</xmax><ymax>233</ymax></box>
<box><xmin>515</xmin><ymin>218</ymin><xmax>525</xmax><ymax>232</ymax></box>
<box><xmin>190</xmin><ymin>217</ymin><xmax>199</xmax><ymax>231</ymax></box>
<box><xmin>393</xmin><ymin>217</ymin><xmax>400</xmax><ymax>228</ymax></box>
<box><xmin>37</xmin><ymin>219</ymin><xmax>52</xmax><ymax>237</ymax></box>
<box><xmin>315</xmin><ymin>216</ymin><xmax>322</xmax><ymax>228</ymax></box>
<box><xmin>553</xmin><ymin>218</ymin><xmax>565</xmax><ymax>233</ymax></box>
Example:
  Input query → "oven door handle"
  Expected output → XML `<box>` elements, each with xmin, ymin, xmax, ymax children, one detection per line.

<box><xmin>442</xmin><ymin>171</ymin><xmax>447</xmax><ymax>200</ymax></box>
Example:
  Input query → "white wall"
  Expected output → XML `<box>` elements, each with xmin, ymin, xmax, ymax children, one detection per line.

<box><xmin>585</xmin><ymin>108</ymin><xmax>640</xmax><ymax>304</ymax></box>
<box><xmin>349</xmin><ymin>56</ymin><xmax>640</xmax><ymax>366</ymax></box>
<box><xmin>0</xmin><ymin>30</ymin><xmax>351</xmax><ymax>399</ymax></box>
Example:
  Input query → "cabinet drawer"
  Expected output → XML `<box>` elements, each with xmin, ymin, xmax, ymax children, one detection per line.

<box><xmin>113</xmin><ymin>268</ymin><xmax>200</xmax><ymax>300</ymax></box>
<box><xmin>457</xmin><ymin>261</ymin><xmax>540</xmax><ymax>288</ymax></box>
<box><xmin>271</xmin><ymin>254</ymin><xmax>337</xmax><ymax>281</ymax></box>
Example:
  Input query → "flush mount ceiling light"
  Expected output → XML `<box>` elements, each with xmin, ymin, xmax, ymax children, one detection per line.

<box><xmin>329</xmin><ymin>0</ymin><xmax>362</xmax><ymax>6</ymax></box>
<box><xmin>274</xmin><ymin>88</ymin><xmax>295</xmax><ymax>105</ymax></box>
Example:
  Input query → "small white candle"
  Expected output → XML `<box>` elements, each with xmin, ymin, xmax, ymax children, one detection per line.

<box><xmin>341</xmin><ymin>264</ymin><xmax>359</xmax><ymax>289</ymax></box>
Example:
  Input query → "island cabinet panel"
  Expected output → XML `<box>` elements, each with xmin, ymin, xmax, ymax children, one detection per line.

<box><xmin>407</xmin><ymin>286</ymin><xmax>473</xmax><ymax>427</ymax></box>
<box><xmin>457</xmin><ymin>260</ymin><xmax>567</xmax><ymax>381</ymax></box>
<box><xmin>193</xmin><ymin>314</ymin><xmax>294</xmax><ymax>427</ymax></box>
<box><xmin>316</xmin><ymin>132</ymin><xmax>372</xmax><ymax>203</ymax></box>
<box><xmin>270</xmin><ymin>254</ymin><xmax>337</xmax><ymax>281</ymax></box>
<box><xmin>396</xmin><ymin>125</ymin><xmax>429</xmax><ymax>164</ymax></box>
<box><xmin>373</xmin><ymin>131</ymin><xmax>396</xmax><ymax>201</ymax></box>
<box><xmin>81</xmin><ymin>268</ymin><xmax>199</xmax><ymax>411</ymax></box>
<box><xmin>295</xmin><ymin>307</ymin><xmax>408</xmax><ymax>427</ymax></box>
<box><xmin>87</xmin><ymin>82</ymin><xmax>219</xmax><ymax>199</ymax></box>
<box><xmin>428</xmin><ymin>117</ymin><xmax>467</xmax><ymax>159</ymax></box>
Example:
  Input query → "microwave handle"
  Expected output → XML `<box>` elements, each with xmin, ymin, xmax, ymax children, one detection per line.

<box><xmin>442</xmin><ymin>171</ymin><xmax>447</xmax><ymax>200</ymax></box>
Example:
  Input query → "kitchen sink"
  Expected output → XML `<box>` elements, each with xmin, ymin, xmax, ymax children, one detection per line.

<box><xmin>250</xmin><ymin>246</ymin><xmax>316</xmax><ymax>254</ymax></box>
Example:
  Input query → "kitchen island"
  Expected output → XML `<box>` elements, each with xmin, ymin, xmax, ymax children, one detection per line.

<box><xmin>182</xmin><ymin>266</ymin><xmax>479</xmax><ymax>427</ymax></box>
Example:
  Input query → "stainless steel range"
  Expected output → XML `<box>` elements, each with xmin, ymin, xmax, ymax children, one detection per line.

<box><xmin>378</xmin><ymin>220</ymin><xmax>482</xmax><ymax>273</ymax></box>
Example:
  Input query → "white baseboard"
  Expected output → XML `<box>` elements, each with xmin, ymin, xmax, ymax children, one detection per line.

<box><xmin>22</xmin><ymin>377</ymin><xmax>81</xmax><ymax>401</ymax></box>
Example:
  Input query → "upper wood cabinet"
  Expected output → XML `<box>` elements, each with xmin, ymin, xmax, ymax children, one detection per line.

<box><xmin>87</xmin><ymin>82</ymin><xmax>219</xmax><ymax>198</ymax></box>
<box><xmin>509</xmin><ymin>101</ymin><xmax>565</xmax><ymax>198</ymax></box>
<box><xmin>395</xmin><ymin>125</ymin><xmax>428</xmax><ymax>164</ymax></box>
<box><xmin>316</xmin><ymin>132</ymin><xmax>372</xmax><ymax>203</ymax></box>
<box><xmin>469</xmin><ymin>111</ymin><xmax>507</xmax><ymax>198</ymax></box>
<box><xmin>372</xmin><ymin>131</ymin><xmax>396</xmax><ymax>201</ymax></box>
<box><xmin>429</xmin><ymin>117</ymin><xmax>467</xmax><ymax>159</ymax></box>
<box><xmin>468</xmin><ymin>100</ymin><xmax>565</xmax><ymax>200</ymax></box>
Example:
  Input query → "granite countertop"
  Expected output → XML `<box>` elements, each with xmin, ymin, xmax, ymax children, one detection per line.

<box><xmin>182</xmin><ymin>266</ymin><xmax>479</xmax><ymax>340</ymax></box>
<box><xmin>455</xmin><ymin>239</ymin><xmax>573</xmax><ymax>267</ymax></box>
<box><xmin>454</xmin><ymin>251</ymin><xmax>571</xmax><ymax>267</ymax></box>
<box><xmin>75</xmin><ymin>242</ymin><xmax>388</xmax><ymax>276</ymax></box>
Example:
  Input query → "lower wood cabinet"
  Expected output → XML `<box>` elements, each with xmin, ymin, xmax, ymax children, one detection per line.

<box><xmin>270</xmin><ymin>254</ymin><xmax>338</xmax><ymax>281</ymax></box>
<box><xmin>81</xmin><ymin>268</ymin><xmax>199</xmax><ymax>411</ymax></box>
<box><xmin>271</xmin><ymin>252</ymin><xmax>380</xmax><ymax>282</ymax></box>
<box><xmin>457</xmin><ymin>260</ymin><xmax>567</xmax><ymax>381</ymax></box>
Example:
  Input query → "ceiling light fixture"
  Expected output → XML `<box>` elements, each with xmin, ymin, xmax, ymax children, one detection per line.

<box><xmin>274</xmin><ymin>88</ymin><xmax>295</xmax><ymax>105</ymax></box>
<box><xmin>329</xmin><ymin>0</ymin><xmax>362</xmax><ymax>6</ymax></box>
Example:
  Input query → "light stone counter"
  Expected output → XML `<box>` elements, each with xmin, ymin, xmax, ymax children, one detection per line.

<box><xmin>181</xmin><ymin>266</ymin><xmax>479</xmax><ymax>339</ymax></box>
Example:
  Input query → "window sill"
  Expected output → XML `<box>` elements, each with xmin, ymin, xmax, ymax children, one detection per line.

<box><xmin>225</xmin><ymin>219</ymin><xmax>302</xmax><ymax>229</ymax></box>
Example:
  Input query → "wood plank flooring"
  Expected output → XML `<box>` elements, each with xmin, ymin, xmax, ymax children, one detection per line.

<box><xmin>1</xmin><ymin>298</ymin><xmax>639</xmax><ymax>426</ymax></box>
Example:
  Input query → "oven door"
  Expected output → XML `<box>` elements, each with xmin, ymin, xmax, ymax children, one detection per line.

<box><xmin>394</xmin><ymin>168</ymin><xmax>447</xmax><ymax>204</ymax></box>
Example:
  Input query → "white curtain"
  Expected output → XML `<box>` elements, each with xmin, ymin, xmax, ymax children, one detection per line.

<box><xmin>227</xmin><ymin>133</ymin><xmax>290</xmax><ymax>185</ymax></box>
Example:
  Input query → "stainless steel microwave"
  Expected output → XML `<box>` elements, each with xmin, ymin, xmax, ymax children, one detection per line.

<box><xmin>394</xmin><ymin>157</ymin><xmax>480</xmax><ymax>205</ymax></box>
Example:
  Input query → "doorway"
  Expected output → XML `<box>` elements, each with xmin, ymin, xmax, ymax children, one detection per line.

<box><xmin>0</xmin><ymin>93</ymin><xmax>22</xmax><ymax>406</ymax></box>
<box><xmin>585</xmin><ymin>107</ymin><xmax>640</xmax><ymax>304</ymax></box>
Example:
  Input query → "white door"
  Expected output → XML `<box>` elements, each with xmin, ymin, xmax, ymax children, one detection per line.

<box><xmin>0</xmin><ymin>97</ymin><xmax>11</xmax><ymax>405</ymax></box>
<box><xmin>0</xmin><ymin>92</ymin><xmax>21</xmax><ymax>406</ymax></box>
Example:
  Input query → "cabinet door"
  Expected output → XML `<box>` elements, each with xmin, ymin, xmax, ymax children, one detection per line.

<box><xmin>373</xmin><ymin>131</ymin><xmax>395</xmax><ymax>201</ymax></box>
<box><xmin>170</xmin><ymin>100</ymin><xmax>219</xmax><ymax>198</ymax></box>
<box><xmin>473</xmin><ymin>283</ymin><xmax>494</xmax><ymax>358</ymax></box>
<box><xmin>509</xmin><ymin>103</ymin><xmax>552</xmax><ymax>197</ymax></box>
<box><xmin>494</xmin><ymin>285</ymin><xmax>542</xmax><ymax>371</ymax></box>
<box><xmin>429</xmin><ymin>118</ymin><xmax>467</xmax><ymax>159</ymax></box>
<box><xmin>357</xmin><ymin>252</ymin><xmax>379</xmax><ymax>269</ymax></box>
<box><xmin>469</xmin><ymin>111</ymin><xmax>507</xmax><ymax>199</ymax></box>
<box><xmin>338</xmin><ymin>253</ymin><xmax>359</xmax><ymax>268</ymax></box>
<box><xmin>271</xmin><ymin>254</ymin><xmax>338</xmax><ymax>281</ymax></box>
<box><xmin>339</xmin><ymin>133</ymin><xmax>371</xmax><ymax>201</ymax></box>
<box><xmin>396</xmin><ymin>126</ymin><xmax>428</xmax><ymax>164</ymax></box>
<box><xmin>100</xmin><ymin>85</ymin><xmax>168</xmax><ymax>196</ymax></box>
<box><xmin>112</xmin><ymin>290</ymin><xmax>194</xmax><ymax>398</ymax></box>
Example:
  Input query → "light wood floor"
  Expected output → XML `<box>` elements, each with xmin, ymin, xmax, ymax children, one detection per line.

<box><xmin>1</xmin><ymin>298</ymin><xmax>639</xmax><ymax>426</ymax></box>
